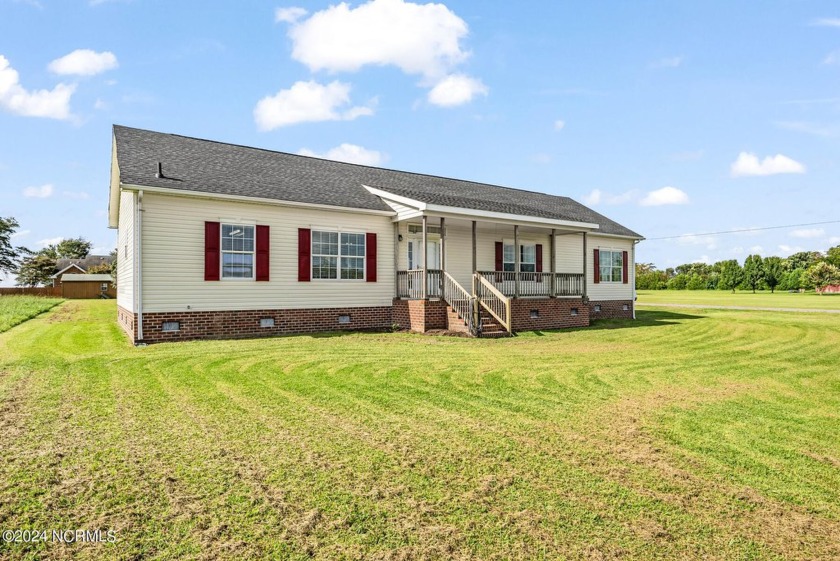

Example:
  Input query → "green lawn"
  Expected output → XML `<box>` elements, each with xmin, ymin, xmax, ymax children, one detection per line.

<box><xmin>0</xmin><ymin>295</ymin><xmax>64</xmax><ymax>333</ymax></box>
<box><xmin>1</xmin><ymin>301</ymin><xmax>838</xmax><ymax>560</ymax></box>
<box><xmin>637</xmin><ymin>289</ymin><xmax>840</xmax><ymax>310</ymax></box>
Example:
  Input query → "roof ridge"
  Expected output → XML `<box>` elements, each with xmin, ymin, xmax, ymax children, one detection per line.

<box><xmin>113</xmin><ymin>124</ymin><xmax>573</xmax><ymax>201</ymax></box>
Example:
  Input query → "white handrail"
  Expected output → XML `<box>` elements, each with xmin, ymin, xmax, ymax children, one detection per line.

<box><xmin>474</xmin><ymin>273</ymin><xmax>511</xmax><ymax>333</ymax></box>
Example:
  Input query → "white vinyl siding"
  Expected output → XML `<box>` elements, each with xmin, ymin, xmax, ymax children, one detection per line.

<box><xmin>116</xmin><ymin>190</ymin><xmax>135</xmax><ymax>311</ymax></box>
<box><xmin>587</xmin><ymin>236</ymin><xmax>634</xmax><ymax>301</ymax></box>
<box><xmin>139</xmin><ymin>193</ymin><xmax>394</xmax><ymax>312</ymax></box>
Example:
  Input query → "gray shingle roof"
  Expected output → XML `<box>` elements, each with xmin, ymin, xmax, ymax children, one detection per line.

<box><xmin>113</xmin><ymin>125</ymin><xmax>642</xmax><ymax>238</ymax></box>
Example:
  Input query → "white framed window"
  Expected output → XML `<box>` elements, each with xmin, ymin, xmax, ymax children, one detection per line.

<box><xmin>100</xmin><ymin>283</ymin><xmax>108</xmax><ymax>291</ymax></box>
<box><xmin>503</xmin><ymin>242</ymin><xmax>536</xmax><ymax>272</ymax></box>
<box><xmin>599</xmin><ymin>249</ymin><xmax>624</xmax><ymax>283</ymax></box>
<box><xmin>312</xmin><ymin>230</ymin><xmax>365</xmax><ymax>280</ymax></box>
<box><xmin>221</xmin><ymin>224</ymin><xmax>255</xmax><ymax>279</ymax></box>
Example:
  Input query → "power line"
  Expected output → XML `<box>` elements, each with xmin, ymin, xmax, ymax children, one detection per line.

<box><xmin>646</xmin><ymin>220</ymin><xmax>840</xmax><ymax>241</ymax></box>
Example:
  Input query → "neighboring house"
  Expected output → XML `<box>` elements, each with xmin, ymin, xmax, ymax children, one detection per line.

<box><xmin>59</xmin><ymin>274</ymin><xmax>116</xmax><ymax>299</ymax></box>
<box><xmin>52</xmin><ymin>255</ymin><xmax>115</xmax><ymax>287</ymax></box>
<box><xmin>109</xmin><ymin>125</ymin><xmax>643</xmax><ymax>344</ymax></box>
<box><xmin>817</xmin><ymin>284</ymin><xmax>840</xmax><ymax>294</ymax></box>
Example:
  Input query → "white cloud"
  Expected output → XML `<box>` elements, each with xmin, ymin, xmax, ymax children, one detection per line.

<box><xmin>823</xmin><ymin>50</ymin><xmax>840</xmax><ymax>65</ymax></box>
<box><xmin>276</xmin><ymin>6</ymin><xmax>307</xmax><ymax>23</ymax></box>
<box><xmin>298</xmin><ymin>143</ymin><xmax>384</xmax><ymax>166</ymax></box>
<box><xmin>640</xmin><ymin>186</ymin><xmax>689</xmax><ymax>206</ymax></box>
<box><xmin>427</xmin><ymin>74</ymin><xmax>487</xmax><ymax>107</ymax></box>
<box><xmin>37</xmin><ymin>237</ymin><xmax>63</xmax><ymax>246</ymax></box>
<box><xmin>287</xmin><ymin>0</ymin><xmax>470</xmax><ymax>79</ymax></box>
<box><xmin>580</xmin><ymin>189</ymin><xmax>637</xmax><ymax>206</ymax></box>
<box><xmin>48</xmin><ymin>49</ymin><xmax>118</xmax><ymax>76</ymax></box>
<box><xmin>22</xmin><ymin>184</ymin><xmax>54</xmax><ymax>198</ymax></box>
<box><xmin>0</xmin><ymin>55</ymin><xmax>75</xmax><ymax>120</ymax></box>
<box><xmin>253</xmin><ymin>80</ymin><xmax>373</xmax><ymax>130</ymax></box>
<box><xmin>790</xmin><ymin>228</ymin><xmax>825</xmax><ymax>239</ymax></box>
<box><xmin>10</xmin><ymin>229</ymin><xmax>30</xmax><ymax>239</ymax></box>
<box><xmin>778</xmin><ymin>244</ymin><xmax>804</xmax><ymax>255</ymax></box>
<box><xmin>650</xmin><ymin>56</ymin><xmax>683</xmax><ymax>68</ymax></box>
<box><xmin>811</xmin><ymin>18</ymin><xmax>840</xmax><ymax>27</ymax></box>
<box><xmin>554</xmin><ymin>119</ymin><xmax>565</xmax><ymax>131</ymax></box>
<box><xmin>730</xmin><ymin>152</ymin><xmax>805</xmax><ymax>177</ymax></box>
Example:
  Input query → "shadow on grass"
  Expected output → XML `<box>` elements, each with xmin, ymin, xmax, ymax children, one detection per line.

<box><xmin>585</xmin><ymin>309</ymin><xmax>705</xmax><ymax>331</ymax></box>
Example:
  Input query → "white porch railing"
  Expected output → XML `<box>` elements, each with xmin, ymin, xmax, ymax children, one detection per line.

<box><xmin>443</xmin><ymin>272</ymin><xmax>476</xmax><ymax>336</ymax></box>
<box><xmin>473</xmin><ymin>273</ymin><xmax>512</xmax><ymax>334</ymax></box>
<box><xmin>475</xmin><ymin>271</ymin><xmax>583</xmax><ymax>298</ymax></box>
<box><xmin>396</xmin><ymin>269</ymin><xmax>442</xmax><ymax>299</ymax></box>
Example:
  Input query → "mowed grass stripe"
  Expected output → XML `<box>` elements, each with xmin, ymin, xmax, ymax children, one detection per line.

<box><xmin>0</xmin><ymin>301</ymin><xmax>838</xmax><ymax>559</ymax></box>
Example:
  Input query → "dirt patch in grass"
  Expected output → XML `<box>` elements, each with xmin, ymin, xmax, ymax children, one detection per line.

<box><xmin>45</xmin><ymin>301</ymin><xmax>81</xmax><ymax>323</ymax></box>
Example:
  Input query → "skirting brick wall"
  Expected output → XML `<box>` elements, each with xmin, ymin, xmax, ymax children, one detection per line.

<box><xmin>511</xmin><ymin>298</ymin><xmax>589</xmax><ymax>331</ymax></box>
<box><xmin>117</xmin><ymin>305</ymin><xmax>136</xmax><ymax>341</ymax></box>
<box><xmin>588</xmin><ymin>300</ymin><xmax>634</xmax><ymax>319</ymax></box>
<box><xmin>392</xmin><ymin>298</ymin><xmax>447</xmax><ymax>332</ymax></box>
<box><xmin>121</xmin><ymin>306</ymin><xmax>392</xmax><ymax>344</ymax></box>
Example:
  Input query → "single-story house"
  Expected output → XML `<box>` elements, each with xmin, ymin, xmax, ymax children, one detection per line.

<box><xmin>108</xmin><ymin>125</ymin><xmax>643</xmax><ymax>344</ymax></box>
<box><xmin>52</xmin><ymin>255</ymin><xmax>115</xmax><ymax>287</ymax></box>
<box><xmin>59</xmin><ymin>273</ymin><xmax>116</xmax><ymax>299</ymax></box>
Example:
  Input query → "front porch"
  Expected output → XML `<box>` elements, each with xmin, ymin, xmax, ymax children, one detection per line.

<box><xmin>389</xmin><ymin>214</ymin><xmax>592</xmax><ymax>337</ymax></box>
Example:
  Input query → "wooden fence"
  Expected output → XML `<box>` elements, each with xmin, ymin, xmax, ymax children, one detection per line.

<box><xmin>0</xmin><ymin>286</ymin><xmax>62</xmax><ymax>297</ymax></box>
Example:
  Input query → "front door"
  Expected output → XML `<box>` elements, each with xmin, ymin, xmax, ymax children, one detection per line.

<box><xmin>408</xmin><ymin>239</ymin><xmax>441</xmax><ymax>269</ymax></box>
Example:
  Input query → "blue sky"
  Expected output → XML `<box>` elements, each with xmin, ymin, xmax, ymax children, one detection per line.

<box><xmin>2</xmin><ymin>0</ymin><xmax>839</xmax><ymax>285</ymax></box>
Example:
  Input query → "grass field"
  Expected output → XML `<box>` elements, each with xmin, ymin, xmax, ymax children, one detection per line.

<box><xmin>1</xmin><ymin>301</ymin><xmax>838</xmax><ymax>560</ymax></box>
<box><xmin>637</xmin><ymin>289</ymin><xmax>840</xmax><ymax>310</ymax></box>
<box><xmin>0</xmin><ymin>295</ymin><xmax>64</xmax><ymax>333</ymax></box>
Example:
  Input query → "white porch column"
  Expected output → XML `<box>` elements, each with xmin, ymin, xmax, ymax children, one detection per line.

<box><xmin>514</xmin><ymin>224</ymin><xmax>520</xmax><ymax>298</ymax></box>
<box><xmin>471</xmin><ymin>220</ymin><xmax>477</xmax><ymax>273</ymax></box>
<box><xmin>582</xmin><ymin>232</ymin><xmax>588</xmax><ymax>300</ymax></box>
<box><xmin>421</xmin><ymin>214</ymin><xmax>428</xmax><ymax>299</ymax></box>
<box><xmin>440</xmin><ymin>216</ymin><xmax>446</xmax><ymax>294</ymax></box>
<box><xmin>550</xmin><ymin>228</ymin><xmax>556</xmax><ymax>297</ymax></box>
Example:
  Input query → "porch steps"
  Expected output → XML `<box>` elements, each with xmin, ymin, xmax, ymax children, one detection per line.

<box><xmin>445</xmin><ymin>304</ymin><xmax>510</xmax><ymax>338</ymax></box>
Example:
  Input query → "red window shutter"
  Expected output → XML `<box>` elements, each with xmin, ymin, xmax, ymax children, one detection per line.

<box><xmin>535</xmin><ymin>244</ymin><xmax>543</xmax><ymax>272</ymax></box>
<box><xmin>255</xmin><ymin>225</ymin><xmax>269</xmax><ymax>281</ymax></box>
<box><xmin>366</xmin><ymin>232</ymin><xmax>377</xmax><ymax>282</ymax></box>
<box><xmin>495</xmin><ymin>242</ymin><xmax>503</xmax><ymax>271</ymax></box>
<box><xmin>593</xmin><ymin>248</ymin><xmax>600</xmax><ymax>284</ymax></box>
<box><xmin>204</xmin><ymin>221</ymin><xmax>220</xmax><ymax>281</ymax></box>
<box><xmin>622</xmin><ymin>250</ymin><xmax>629</xmax><ymax>284</ymax></box>
<box><xmin>298</xmin><ymin>228</ymin><xmax>311</xmax><ymax>282</ymax></box>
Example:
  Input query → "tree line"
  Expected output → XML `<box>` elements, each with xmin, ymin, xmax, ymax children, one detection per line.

<box><xmin>636</xmin><ymin>246</ymin><xmax>840</xmax><ymax>292</ymax></box>
<box><xmin>0</xmin><ymin>216</ymin><xmax>115</xmax><ymax>286</ymax></box>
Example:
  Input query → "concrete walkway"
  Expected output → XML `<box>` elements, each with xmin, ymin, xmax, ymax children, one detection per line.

<box><xmin>636</xmin><ymin>302</ymin><xmax>840</xmax><ymax>314</ymax></box>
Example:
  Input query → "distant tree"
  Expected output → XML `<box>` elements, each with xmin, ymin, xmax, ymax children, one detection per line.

<box><xmin>686</xmin><ymin>274</ymin><xmax>706</xmax><ymax>290</ymax></box>
<box><xmin>667</xmin><ymin>274</ymin><xmax>688</xmax><ymax>290</ymax></box>
<box><xmin>763</xmin><ymin>256</ymin><xmax>784</xmax><ymax>294</ymax></box>
<box><xmin>87</xmin><ymin>263</ymin><xmax>112</xmax><ymax>275</ymax></box>
<box><xmin>0</xmin><ymin>216</ymin><xmax>22</xmax><ymax>276</ymax></box>
<box><xmin>778</xmin><ymin>268</ymin><xmax>804</xmax><ymax>291</ymax></box>
<box><xmin>635</xmin><ymin>263</ymin><xmax>668</xmax><ymax>290</ymax></box>
<box><xmin>785</xmin><ymin>251</ymin><xmax>823</xmax><ymax>272</ymax></box>
<box><xmin>807</xmin><ymin>262</ymin><xmax>840</xmax><ymax>291</ymax></box>
<box><xmin>41</xmin><ymin>237</ymin><xmax>92</xmax><ymax>260</ymax></box>
<box><xmin>826</xmin><ymin>245</ymin><xmax>840</xmax><ymax>268</ymax></box>
<box><xmin>742</xmin><ymin>254</ymin><xmax>765</xmax><ymax>293</ymax></box>
<box><xmin>718</xmin><ymin>260</ymin><xmax>744</xmax><ymax>293</ymax></box>
<box><xmin>16</xmin><ymin>253</ymin><xmax>57</xmax><ymax>287</ymax></box>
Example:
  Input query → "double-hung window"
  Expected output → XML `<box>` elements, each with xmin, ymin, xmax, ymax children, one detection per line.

<box><xmin>503</xmin><ymin>242</ymin><xmax>536</xmax><ymax>272</ymax></box>
<box><xmin>312</xmin><ymin>231</ymin><xmax>365</xmax><ymax>280</ymax></box>
<box><xmin>599</xmin><ymin>249</ymin><xmax>623</xmax><ymax>283</ymax></box>
<box><xmin>221</xmin><ymin>224</ymin><xmax>255</xmax><ymax>279</ymax></box>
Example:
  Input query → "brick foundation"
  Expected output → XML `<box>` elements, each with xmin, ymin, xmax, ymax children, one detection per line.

<box><xmin>392</xmin><ymin>298</ymin><xmax>447</xmax><ymax>332</ymax></box>
<box><xmin>511</xmin><ymin>298</ymin><xmax>589</xmax><ymax>331</ymax></box>
<box><xmin>117</xmin><ymin>305</ymin><xmax>136</xmax><ymax>341</ymax></box>
<box><xmin>121</xmin><ymin>306</ymin><xmax>392</xmax><ymax>344</ymax></box>
<box><xmin>588</xmin><ymin>300</ymin><xmax>634</xmax><ymax>319</ymax></box>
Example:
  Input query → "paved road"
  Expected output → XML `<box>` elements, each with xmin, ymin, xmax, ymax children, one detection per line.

<box><xmin>636</xmin><ymin>302</ymin><xmax>840</xmax><ymax>314</ymax></box>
